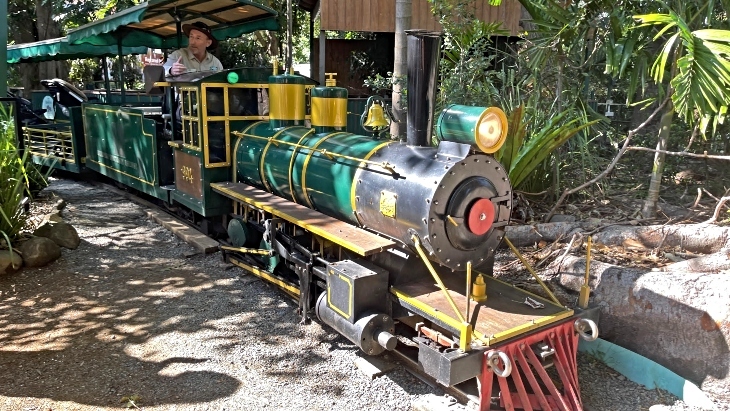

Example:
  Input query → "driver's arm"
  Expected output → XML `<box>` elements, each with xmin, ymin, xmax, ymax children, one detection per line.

<box><xmin>163</xmin><ymin>51</ymin><xmax>182</xmax><ymax>76</ymax></box>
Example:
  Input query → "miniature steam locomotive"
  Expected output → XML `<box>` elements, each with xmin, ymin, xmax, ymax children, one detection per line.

<box><xmin>20</xmin><ymin>30</ymin><xmax>597</xmax><ymax>411</ymax></box>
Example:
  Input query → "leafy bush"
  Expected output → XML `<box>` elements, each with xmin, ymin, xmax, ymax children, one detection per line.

<box><xmin>0</xmin><ymin>102</ymin><xmax>48</xmax><ymax>247</ymax></box>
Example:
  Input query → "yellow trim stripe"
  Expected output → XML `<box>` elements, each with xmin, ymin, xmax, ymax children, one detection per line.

<box><xmin>311</xmin><ymin>97</ymin><xmax>348</xmax><ymax>127</ymax></box>
<box><xmin>482</xmin><ymin>309</ymin><xmax>574</xmax><ymax>344</ymax></box>
<box><xmin>200</xmin><ymin>84</ymin><xmax>232</xmax><ymax>169</ymax></box>
<box><xmin>259</xmin><ymin>126</ymin><xmax>295</xmax><ymax>193</ymax></box>
<box><xmin>350</xmin><ymin>141</ymin><xmax>394</xmax><ymax>213</ymax></box>
<box><xmin>83</xmin><ymin>105</ymin><xmax>157</xmax><ymax>185</ymax></box>
<box><xmin>23</xmin><ymin>126</ymin><xmax>76</xmax><ymax>163</ymax></box>
<box><xmin>86</xmin><ymin>159</ymin><xmax>155</xmax><ymax>186</ymax></box>
<box><xmin>390</xmin><ymin>286</ymin><xmax>464</xmax><ymax>330</ymax></box>
<box><xmin>211</xmin><ymin>183</ymin><xmax>391</xmax><ymax>256</ymax></box>
<box><xmin>287</xmin><ymin>129</ymin><xmax>315</xmax><ymax>203</ymax></box>
<box><xmin>390</xmin><ymin>276</ymin><xmax>575</xmax><ymax>347</ymax></box>
<box><xmin>269</xmin><ymin>83</ymin><xmax>305</xmax><ymax>120</ymax></box>
<box><xmin>233</xmin><ymin>121</ymin><xmax>264</xmax><ymax>183</ymax></box>
<box><xmin>83</xmin><ymin>106</ymin><xmax>154</xmax><ymax>137</ymax></box>
<box><xmin>300</xmin><ymin>132</ymin><xmax>344</xmax><ymax>209</ymax></box>
<box><xmin>327</xmin><ymin>272</ymin><xmax>352</xmax><ymax>318</ymax></box>
<box><xmin>229</xmin><ymin>257</ymin><xmax>299</xmax><ymax>299</ymax></box>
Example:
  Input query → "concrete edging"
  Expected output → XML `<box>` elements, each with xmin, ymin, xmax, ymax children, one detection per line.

<box><xmin>579</xmin><ymin>338</ymin><xmax>717</xmax><ymax>410</ymax></box>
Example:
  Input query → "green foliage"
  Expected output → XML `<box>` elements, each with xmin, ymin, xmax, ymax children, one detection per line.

<box><xmin>633</xmin><ymin>13</ymin><xmax>730</xmax><ymax>134</ymax></box>
<box><xmin>269</xmin><ymin>4</ymin><xmax>310</xmax><ymax>64</ymax></box>
<box><xmin>437</xmin><ymin>20</ymin><xmax>508</xmax><ymax>111</ymax></box>
<box><xmin>606</xmin><ymin>1</ymin><xmax>730</xmax><ymax>133</ymax></box>
<box><xmin>429</xmin><ymin>0</ymin><xmax>509</xmax><ymax>111</ymax></box>
<box><xmin>0</xmin><ymin>103</ymin><xmax>48</xmax><ymax>246</ymax></box>
<box><xmin>69</xmin><ymin>59</ymin><xmax>98</xmax><ymax>89</ymax></box>
<box><xmin>429</xmin><ymin>0</ymin><xmax>605</xmax><ymax>192</ymax></box>
<box><xmin>218</xmin><ymin>35</ymin><xmax>272</xmax><ymax>68</ymax></box>
<box><xmin>493</xmin><ymin>69</ymin><xmax>600</xmax><ymax>190</ymax></box>
<box><xmin>67</xmin><ymin>56</ymin><xmax>143</xmax><ymax>91</ymax></box>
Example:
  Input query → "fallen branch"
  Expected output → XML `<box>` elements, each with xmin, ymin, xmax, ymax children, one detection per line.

<box><xmin>703</xmin><ymin>196</ymin><xmax>730</xmax><ymax>224</ymax></box>
<box><xmin>556</xmin><ymin>232</ymin><xmax>582</xmax><ymax>270</ymax></box>
<box><xmin>662</xmin><ymin>248</ymin><xmax>730</xmax><ymax>273</ymax></box>
<box><xmin>545</xmin><ymin>96</ymin><xmax>671</xmax><ymax>223</ymax></box>
<box><xmin>686</xmin><ymin>188</ymin><xmax>702</xmax><ymax>209</ymax></box>
<box><xmin>626</xmin><ymin>146</ymin><xmax>730</xmax><ymax>161</ymax></box>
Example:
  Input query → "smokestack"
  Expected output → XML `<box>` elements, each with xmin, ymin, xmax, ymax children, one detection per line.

<box><xmin>406</xmin><ymin>30</ymin><xmax>441</xmax><ymax>147</ymax></box>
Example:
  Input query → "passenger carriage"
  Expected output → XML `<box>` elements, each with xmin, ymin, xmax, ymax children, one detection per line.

<box><xmin>7</xmin><ymin>37</ymin><xmax>148</xmax><ymax>173</ymax></box>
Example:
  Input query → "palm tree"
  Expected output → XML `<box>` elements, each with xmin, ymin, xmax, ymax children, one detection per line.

<box><xmin>626</xmin><ymin>4</ymin><xmax>730</xmax><ymax>217</ymax></box>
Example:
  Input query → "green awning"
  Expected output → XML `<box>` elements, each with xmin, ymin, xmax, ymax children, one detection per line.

<box><xmin>67</xmin><ymin>0</ymin><xmax>279</xmax><ymax>49</ymax></box>
<box><xmin>7</xmin><ymin>37</ymin><xmax>147</xmax><ymax>64</ymax></box>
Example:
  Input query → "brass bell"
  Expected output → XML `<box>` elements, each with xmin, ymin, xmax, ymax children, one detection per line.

<box><xmin>363</xmin><ymin>102</ymin><xmax>390</xmax><ymax>128</ymax></box>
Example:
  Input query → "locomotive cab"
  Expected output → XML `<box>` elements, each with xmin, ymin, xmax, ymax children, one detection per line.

<box><xmin>160</xmin><ymin>68</ymin><xmax>317</xmax><ymax>220</ymax></box>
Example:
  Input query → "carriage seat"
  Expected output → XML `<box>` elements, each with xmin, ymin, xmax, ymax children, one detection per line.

<box><xmin>143</xmin><ymin>65</ymin><xmax>166</xmax><ymax>96</ymax></box>
<box><xmin>41</xmin><ymin>78</ymin><xmax>88</xmax><ymax>108</ymax></box>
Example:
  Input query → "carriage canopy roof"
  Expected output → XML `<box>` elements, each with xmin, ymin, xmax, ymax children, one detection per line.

<box><xmin>6</xmin><ymin>37</ymin><xmax>147</xmax><ymax>64</ymax></box>
<box><xmin>67</xmin><ymin>0</ymin><xmax>279</xmax><ymax>49</ymax></box>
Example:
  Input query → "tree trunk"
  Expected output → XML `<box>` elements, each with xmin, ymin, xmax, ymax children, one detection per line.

<box><xmin>9</xmin><ymin>0</ymin><xmax>39</xmax><ymax>94</ymax></box>
<box><xmin>505</xmin><ymin>222</ymin><xmax>592</xmax><ymax>247</ymax></box>
<box><xmin>641</xmin><ymin>99</ymin><xmax>674</xmax><ymax>218</ymax></box>
<box><xmin>506</xmin><ymin>222</ymin><xmax>730</xmax><ymax>253</ymax></box>
<box><xmin>661</xmin><ymin>249</ymin><xmax>730</xmax><ymax>273</ymax></box>
<box><xmin>35</xmin><ymin>0</ymin><xmax>66</xmax><ymax>81</ymax></box>
<box><xmin>391</xmin><ymin>0</ymin><xmax>411</xmax><ymax>140</ymax></box>
<box><xmin>546</xmin><ymin>254</ymin><xmax>730</xmax><ymax>399</ymax></box>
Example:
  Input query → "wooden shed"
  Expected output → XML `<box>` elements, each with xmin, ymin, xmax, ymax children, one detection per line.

<box><xmin>298</xmin><ymin>0</ymin><xmax>523</xmax><ymax>95</ymax></box>
<box><xmin>314</xmin><ymin>0</ymin><xmax>521</xmax><ymax>34</ymax></box>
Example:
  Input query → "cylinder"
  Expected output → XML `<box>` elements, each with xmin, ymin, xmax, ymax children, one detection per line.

<box><xmin>436</xmin><ymin>105</ymin><xmax>509</xmax><ymax>153</ymax></box>
<box><xmin>268</xmin><ymin>73</ymin><xmax>306</xmax><ymax>129</ymax></box>
<box><xmin>406</xmin><ymin>30</ymin><xmax>441</xmax><ymax>147</ymax></box>
<box><xmin>311</xmin><ymin>85</ymin><xmax>348</xmax><ymax>134</ymax></box>
<box><xmin>316</xmin><ymin>293</ymin><xmax>395</xmax><ymax>355</ymax></box>
<box><xmin>227</xmin><ymin>218</ymin><xmax>252</xmax><ymax>247</ymax></box>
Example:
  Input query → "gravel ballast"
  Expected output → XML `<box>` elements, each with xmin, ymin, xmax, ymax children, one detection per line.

<box><xmin>0</xmin><ymin>178</ymin><xmax>721</xmax><ymax>410</ymax></box>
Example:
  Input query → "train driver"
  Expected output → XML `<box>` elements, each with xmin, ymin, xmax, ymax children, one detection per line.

<box><xmin>163</xmin><ymin>21</ymin><xmax>224</xmax><ymax>76</ymax></box>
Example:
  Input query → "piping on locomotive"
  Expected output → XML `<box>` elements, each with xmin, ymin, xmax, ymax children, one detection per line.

<box><xmin>20</xmin><ymin>27</ymin><xmax>599</xmax><ymax>410</ymax></box>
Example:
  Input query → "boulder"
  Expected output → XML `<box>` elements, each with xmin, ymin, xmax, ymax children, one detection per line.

<box><xmin>16</xmin><ymin>236</ymin><xmax>62</xmax><ymax>267</ymax></box>
<box><xmin>33</xmin><ymin>221</ymin><xmax>53</xmax><ymax>238</ymax></box>
<box><xmin>33</xmin><ymin>220</ymin><xmax>80</xmax><ymax>249</ymax></box>
<box><xmin>46</xmin><ymin>212</ymin><xmax>64</xmax><ymax>223</ymax></box>
<box><xmin>0</xmin><ymin>249</ymin><xmax>23</xmax><ymax>275</ymax></box>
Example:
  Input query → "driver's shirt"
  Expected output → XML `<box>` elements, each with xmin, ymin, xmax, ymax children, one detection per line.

<box><xmin>163</xmin><ymin>48</ymin><xmax>223</xmax><ymax>74</ymax></box>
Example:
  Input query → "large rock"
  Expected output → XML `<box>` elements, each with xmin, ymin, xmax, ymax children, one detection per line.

<box><xmin>33</xmin><ymin>220</ymin><xmax>80</xmax><ymax>249</ymax></box>
<box><xmin>16</xmin><ymin>236</ymin><xmax>62</xmax><ymax>267</ymax></box>
<box><xmin>0</xmin><ymin>249</ymin><xmax>23</xmax><ymax>275</ymax></box>
<box><xmin>553</xmin><ymin>255</ymin><xmax>730</xmax><ymax>405</ymax></box>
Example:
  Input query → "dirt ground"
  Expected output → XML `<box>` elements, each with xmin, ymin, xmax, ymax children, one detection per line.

<box><xmin>1</xmin><ymin>160</ymin><xmax>726</xmax><ymax>410</ymax></box>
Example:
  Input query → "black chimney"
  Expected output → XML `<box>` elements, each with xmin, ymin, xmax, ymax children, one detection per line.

<box><xmin>406</xmin><ymin>30</ymin><xmax>442</xmax><ymax>147</ymax></box>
